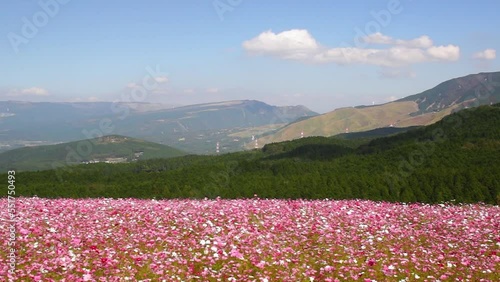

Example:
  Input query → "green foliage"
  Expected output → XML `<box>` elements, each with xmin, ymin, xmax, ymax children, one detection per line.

<box><xmin>5</xmin><ymin>105</ymin><xmax>500</xmax><ymax>204</ymax></box>
<box><xmin>334</xmin><ymin>126</ymin><xmax>421</xmax><ymax>140</ymax></box>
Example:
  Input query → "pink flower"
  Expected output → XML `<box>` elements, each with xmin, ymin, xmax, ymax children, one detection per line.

<box><xmin>19</xmin><ymin>228</ymin><xmax>29</xmax><ymax>236</ymax></box>
<box><xmin>230</xmin><ymin>248</ymin><xmax>244</xmax><ymax>260</ymax></box>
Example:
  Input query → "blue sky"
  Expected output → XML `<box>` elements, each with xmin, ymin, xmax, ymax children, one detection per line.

<box><xmin>1</xmin><ymin>0</ymin><xmax>499</xmax><ymax>113</ymax></box>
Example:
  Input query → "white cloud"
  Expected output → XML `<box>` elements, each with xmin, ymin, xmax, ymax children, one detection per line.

<box><xmin>426</xmin><ymin>45</ymin><xmax>460</xmax><ymax>61</ymax></box>
<box><xmin>151</xmin><ymin>88</ymin><xmax>170</xmax><ymax>95</ymax></box>
<box><xmin>242</xmin><ymin>30</ymin><xmax>460</xmax><ymax>68</ymax></box>
<box><xmin>363</xmin><ymin>33</ymin><xmax>433</xmax><ymax>49</ymax></box>
<box><xmin>362</xmin><ymin>33</ymin><xmax>394</xmax><ymax>45</ymax></box>
<box><xmin>404</xmin><ymin>36</ymin><xmax>434</xmax><ymax>49</ymax></box>
<box><xmin>126</xmin><ymin>76</ymin><xmax>168</xmax><ymax>89</ymax></box>
<box><xmin>206</xmin><ymin>87</ymin><xmax>219</xmax><ymax>94</ymax></box>
<box><xmin>154</xmin><ymin>76</ymin><xmax>168</xmax><ymax>83</ymax></box>
<box><xmin>21</xmin><ymin>87</ymin><xmax>49</xmax><ymax>96</ymax></box>
<box><xmin>313</xmin><ymin>46</ymin><xmax>430</xmax><ymax>67</ymax></box>
<box><xmin>242</xmin><ymin>29</ymin><xmax>320</xmax><ymax>60</ymax></box>
<box><xmin>7</xmin><ymin>87</ymin><xmax>50</xmax><ymax>97</ymax></box>
<box><xmin>473</xmin><ymin>49</ymin><xmax>496</xmax><ymax>60</ymax></box>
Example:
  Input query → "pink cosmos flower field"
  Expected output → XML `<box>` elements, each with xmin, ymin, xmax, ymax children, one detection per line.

<box><xmin>1</xmin><ymin>197</ymin><xmax>499</xmax><ymax>281</ymax></box>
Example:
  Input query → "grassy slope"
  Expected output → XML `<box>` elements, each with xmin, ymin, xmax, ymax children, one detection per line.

<box><xmin>256</xmin><ymin>101</ymin><xmax>419</xmax><ymax>145</ymax></box>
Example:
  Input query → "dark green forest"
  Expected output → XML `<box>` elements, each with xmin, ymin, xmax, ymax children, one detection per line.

<box><xmin>5</xmin><ymin>104</ymin><xmax>500</xmax><ymax>204</ymax></box>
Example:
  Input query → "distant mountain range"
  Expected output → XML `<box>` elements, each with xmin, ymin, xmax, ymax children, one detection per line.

<box><xmin>1</xmin><ymin>71</ymin><xmax>499</xmax><ymax>154</ymax></box>
<box><xmin>0</xmin><ymin>100</ymin><xmax>317</xmax><ymax>154</ymax></box>
<box><xmin>0</xmin><ymin>135</ymin><xmax>186</xmax><ymax>172</ymax></box>
<box><xmin>254</xmin><ymin>71</ymin><xmax>500</xmax><ymax>147</ymax></box>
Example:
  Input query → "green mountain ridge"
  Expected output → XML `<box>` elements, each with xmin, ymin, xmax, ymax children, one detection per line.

<box><xmin>400</xmin><ymin>71</ymin><xmax>500</xmax><ymax>114</ymax></box>
<box><xmin>0</xmin><ymin>135</ymin><xmax>186</xmax><ymax>172</ymax></box>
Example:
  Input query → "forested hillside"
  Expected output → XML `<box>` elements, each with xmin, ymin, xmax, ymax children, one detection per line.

<box><xmin>8</xmin><ymin>104</ymin><xmax>500</xmax><ymax>204</ymax></box>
